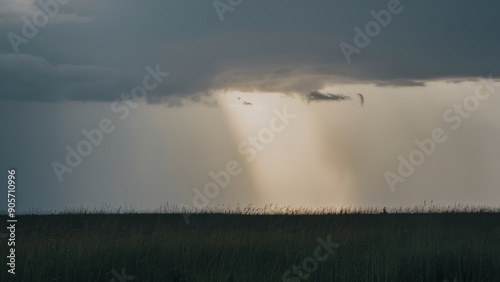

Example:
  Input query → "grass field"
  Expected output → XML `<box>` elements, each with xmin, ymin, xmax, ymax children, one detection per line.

<box><xmin>1</xmin><ymin>206</ymin><xmax>500</xmax><ymax>281</ymax></box>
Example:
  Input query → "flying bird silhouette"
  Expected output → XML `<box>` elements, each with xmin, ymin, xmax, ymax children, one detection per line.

<box><xmin>358</xmin><ymin>93</ymin><xmax>365</xmax><ymax>106</ymax></box>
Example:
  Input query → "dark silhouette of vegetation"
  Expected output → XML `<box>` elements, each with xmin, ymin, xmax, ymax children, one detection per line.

<box><xmin>1</xmin><ymin>204</ymin><xmax>499</xmax><ymax>281</ymax></box>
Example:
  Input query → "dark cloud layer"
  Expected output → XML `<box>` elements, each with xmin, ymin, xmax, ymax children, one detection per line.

<box><xmin>1</xmin><ymin>1</ymin><xmax>500</xmax><ymax>103</ymax></box>
<box><xmin>0</xmin><ymin>53</ymin><xmax>134</xmax><ymax>101</ymax></box>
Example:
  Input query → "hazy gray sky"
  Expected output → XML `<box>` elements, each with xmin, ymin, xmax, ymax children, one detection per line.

<box><xmin>1</xmin><ymin>0</ymin><xmax>499</xmax><ymax>212</ymax></box>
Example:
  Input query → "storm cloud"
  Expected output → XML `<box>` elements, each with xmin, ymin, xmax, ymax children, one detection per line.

<box><xmin>2</xmin><ymin>1</ymin><xmax>500</xmax><ymax>213</ymax></box>
<box><xmin>1</xmin><ymin>1</ymin><xmax>500</xmax><ymax>103</ymax></box>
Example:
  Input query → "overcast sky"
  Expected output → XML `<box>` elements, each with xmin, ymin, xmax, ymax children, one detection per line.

<box><xmin>1</xmin><ymin>0</ymin><xmax>500</xmax><ymax>213</ymax></box>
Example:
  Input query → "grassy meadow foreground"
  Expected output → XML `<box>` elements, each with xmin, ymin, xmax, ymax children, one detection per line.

<box><xmin>1</xmin><ymin>206</ymin><xmax>500</xmax><ymax>281</ymax></box>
